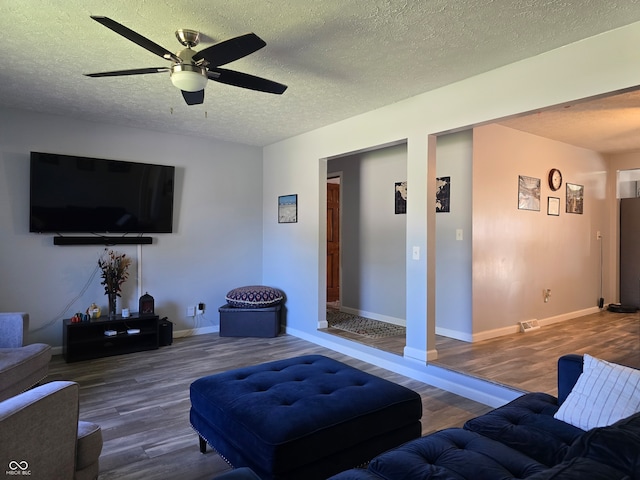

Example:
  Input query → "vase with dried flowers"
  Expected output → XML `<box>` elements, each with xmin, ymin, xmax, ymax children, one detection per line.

<box><xmin>98</xmin><ymin>249</ymin><xmax>132</xmax><ymax>319</ymax></box>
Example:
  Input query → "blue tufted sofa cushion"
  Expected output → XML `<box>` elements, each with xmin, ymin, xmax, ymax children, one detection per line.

<box><xmin>329</xmin><ymin>355</ymin><xmax>639</xmax><ymax>480</ymax></box>
<box><xmin>363</xmin><ymin>428</ymin><xmax>548</xmax><ymax>480</ymax></box>
<box><xmin>225</xmin><ymin>285</ymin><xmax>283</xmax><ymax>308</ymax></box>
<box><xmin>190</xmin><ymin>355</ymin><xmax>422</xmax><ymax>480</ymax></box>
<box><xmin>463</xmin><ymin>392</ymin><xmax>584</xmax><ymax>467</ymax></box>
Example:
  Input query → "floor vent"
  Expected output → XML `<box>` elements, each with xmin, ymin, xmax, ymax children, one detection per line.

<box><xmin>519</xmin><ymin>319</ymin><xmax>540</xmax><ymax>333</ymax></box>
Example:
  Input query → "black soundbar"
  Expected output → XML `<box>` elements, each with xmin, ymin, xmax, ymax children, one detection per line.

<box><xmin>53</xmin><ymin>236</ymin><xmax>153</xmax><ymax>246</ymax></box>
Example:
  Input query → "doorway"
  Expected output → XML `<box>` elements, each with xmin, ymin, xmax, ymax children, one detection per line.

<box><xmin>327</xmin><ymin>176</ymin><xmax>341</xmax><ymax>305</ymax></box>
<box><xmin>323</xmin><ymin>144</ymin><xmax>408</xmax><ymax>355</ymax></box>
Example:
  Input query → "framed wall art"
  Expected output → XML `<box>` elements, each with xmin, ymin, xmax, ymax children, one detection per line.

<box><xmin>566</xmin><ymin>183</ymin><xmax>584</xmax><ymax>214</ymax></box>
<box><xmin>518</xmin><ymin>175</ymin><xmax>541</xmax><ymax>211</ymax></box>
<box><xmin>395</xmin><ymin>181</ymin><xmax>407</xmax><ymax>214</ymax></box>
<box><xmin>547</xmin><ymin>197</ymin><xmax>560</xmax><ymax>216</ymax></box>
<box><xmin>278</xmin><ymin>194</ymin><xmax>298</xmax><ymax>223</ymax></box>
<box><xmin>436</xmin><ymin>176</ymin><xmax>450</xmax><ymax>212</ymax></box>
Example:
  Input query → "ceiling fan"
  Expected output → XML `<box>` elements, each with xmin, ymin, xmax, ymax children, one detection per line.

<box><xmin>84</xmin><ymin>16</ymin><xmax>287</xmax><ymax>105</ymax></box>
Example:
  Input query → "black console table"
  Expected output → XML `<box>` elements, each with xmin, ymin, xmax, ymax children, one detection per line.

<box><xmin>63</xmin><ymin>313</ymin><xmax>159</xmax><ymax>362</ymax></box>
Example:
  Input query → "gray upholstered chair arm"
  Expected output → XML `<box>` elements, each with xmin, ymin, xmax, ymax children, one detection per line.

<box><xmin>0</xmin><ymin>381</ymin><xmax>80</xmax><ymax>479</ymax></box>
<box><xmin>0</xmin><ymin>312</ymin><xmax>29</xmax><ymax>347</ymax></box>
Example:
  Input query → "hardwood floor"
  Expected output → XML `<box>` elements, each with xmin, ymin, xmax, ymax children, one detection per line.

<box><xmin>47</xmin><ymin>333</ymin><xmax>492</xmax><ymax>480</ymax></box>
<box><xmin>323</xmin><ymin>309</ymin><xmax>640</xmax><ymax>395</ymax></box>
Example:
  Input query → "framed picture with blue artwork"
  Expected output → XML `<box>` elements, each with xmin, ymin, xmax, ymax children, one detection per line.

<box><xmin>278</xmin><ymin>194</ymin><xmax>298</xmax><ymax>223</ymax></box>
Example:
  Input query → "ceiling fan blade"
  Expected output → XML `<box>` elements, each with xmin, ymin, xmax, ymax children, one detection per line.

<box><xmin>181</xmin><ymin>89</ymin><xmax>205</xmax><ymax>105</ymax></box>
<box><xmin>84</xmin><ymin>67</ymin><xmax>169</xmax><ymax>77</ymax></box>
<box><xmin>193</xmin><ymin>33</ymin><xmax>266</xmax><ymax>66</ymax></box>
<box><xmin>90</xmin><ymin>16</ymin><xmax>180</xmax><ymax>63</ymax></box>
<box><xmin>208</xmin><ymin>68</ymin><xmax>287</xmax><ymax>94</ymax></box>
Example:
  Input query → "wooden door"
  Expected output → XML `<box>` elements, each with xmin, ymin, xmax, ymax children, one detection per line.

<box><xmin>327</xmin><ymin>182</ymin><xmax>340</xmax><ymax>302</ymax></box>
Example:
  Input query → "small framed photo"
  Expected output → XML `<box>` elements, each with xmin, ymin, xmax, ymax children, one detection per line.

<box><xmin>566</xmin><ymin>183</ymin><xmax>584</xmax><ymax>214</ymax></box>
<box><xmin>395</xmin><ymin>181</ymin><xmax>407</xmax><ymax>214</ymax></box>
<box><xmin>547</xmin><ymin>197</ymin><xmax>560</xmax><ymax>216</ymax></box>
<box><xmin>518</xmin><ymin>175</ymin><xmax>541</xmax><ymax>211</ymax></box>
<box><xmin>278</xmin><ymin>194</ymin><xmax>298</xmax><ymax>223</ymax></box>
<box><xmin>436</xmin><ymin>176</ymin><xmax>450</xmax><ymax>213</ymax></box>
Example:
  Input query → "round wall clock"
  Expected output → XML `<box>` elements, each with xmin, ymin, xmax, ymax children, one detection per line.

<box><xmin>548</xmin><ymin>168</ymin><xmax>563</xmax><ymax>191</ymax></box>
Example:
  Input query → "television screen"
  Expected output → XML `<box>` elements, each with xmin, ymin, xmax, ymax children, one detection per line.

<box><xmin>30</xmin><ymin>152</ymin><xmax>175</xmax><ymax>233</ymax></box>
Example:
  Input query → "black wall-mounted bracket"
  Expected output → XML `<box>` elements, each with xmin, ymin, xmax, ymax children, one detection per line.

<box><xmin>53</xmin><ymin>236</ymin><xmax>153</xmax><ymax>246</ymax></box>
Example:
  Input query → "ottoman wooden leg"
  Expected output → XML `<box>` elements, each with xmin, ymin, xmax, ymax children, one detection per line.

<box><xmin>199</xmin><ymin>435</ymin><xmax>207</xmax><ymax>453</ymax></box>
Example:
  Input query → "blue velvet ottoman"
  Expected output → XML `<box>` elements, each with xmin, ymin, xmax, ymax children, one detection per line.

<box><xmin>190</xmin><ymin>355</ymin><xmax>422</xmax><ymax>480</ymax></box>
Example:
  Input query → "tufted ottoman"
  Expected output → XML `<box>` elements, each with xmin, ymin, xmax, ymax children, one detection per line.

<box><xmin>190</xmin><ymin>355</ymin><xmax>422</xmax><ymax>480</ymax></box>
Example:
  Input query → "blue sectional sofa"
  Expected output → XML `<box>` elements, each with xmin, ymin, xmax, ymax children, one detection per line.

<box><xmin>329</xmin><ymin>354</ymin><xmax>640</xmax><ymax>480</ymax></box>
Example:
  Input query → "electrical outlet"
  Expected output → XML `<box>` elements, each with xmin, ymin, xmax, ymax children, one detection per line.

<box><xmin>197</xmin><ymin>302</ymin><xmax>205</xmax><ymax>314</ymax></box>
<box><xmin>186</xmin><ymin>306</ymin><xmax>196</xmax><ymax>317</ymax></box>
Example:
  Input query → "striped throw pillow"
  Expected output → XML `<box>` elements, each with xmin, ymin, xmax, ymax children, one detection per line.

<box><xmin>554</xmin><ymin>354</ymin><xmax>640</xmax><ymax>430</ymax></box>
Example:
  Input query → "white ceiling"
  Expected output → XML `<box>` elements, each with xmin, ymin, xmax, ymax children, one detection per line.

<box><xmin>2</xmin><ymin>1</ymin><xmax>640</xmax><ymax>150</ymax></box>
<box><xmin>498</xmin><ymin>88</ymin><xmax>640</xmax><ymax>154</ymax></box>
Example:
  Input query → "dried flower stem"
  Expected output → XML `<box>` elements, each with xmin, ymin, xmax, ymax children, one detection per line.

<box><xmin>98</xmin><ymin>249</ymin><xmax>132</xmax><ymax>297</ymax></box>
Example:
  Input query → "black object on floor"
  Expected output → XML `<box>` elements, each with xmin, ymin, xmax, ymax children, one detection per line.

<box><xmin>607</xmin><ymin>303</ymin><xmax>638</xmax><ymax>313</ymax></box>
<box><xmin>159</xmin><ymin>317</ymin><xmax>173</xmax><ymax>346</ymax></box>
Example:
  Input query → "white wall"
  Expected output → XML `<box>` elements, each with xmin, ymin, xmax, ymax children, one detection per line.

<box><xmin>0</xmin><ymin>108</ymin><xmax>264</xmax><ymax>348</ymax></box>
<box><xmin>327</xmin><ymin>144</ymin><xmax>407</xmax><ymax>323</ymax></box>
<box><xmin>262</xmin><ymin>21</ymin><xmax>640</xmax><ymax>372</ymax></box>
<box><xmin>472</xmin><ymin>124</ymin><xmax>608</xmax><ymax>336</ymax></box>
<box><xmin>435</xmin><ymin>131</ymin><xmax>473</xmax><ymax>340</ymax></box>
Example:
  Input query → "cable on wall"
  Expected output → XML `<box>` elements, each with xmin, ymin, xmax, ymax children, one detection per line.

<box><xmin>31</xmin><ymin>263</ymin><xmax>101</xmax><ymax>333</ymax></box>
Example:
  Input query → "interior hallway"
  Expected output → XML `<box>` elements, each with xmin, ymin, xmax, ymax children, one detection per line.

<box><xmin>323</xmin><ymin>309</ymin><xmax>640</xmax><ymax>396</ymax></box>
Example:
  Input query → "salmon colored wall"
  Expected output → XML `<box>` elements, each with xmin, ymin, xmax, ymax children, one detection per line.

<box><xmin>472</xmin><ymin>124</ymin><xmax>608</xmax><ymax>337</ymax></box>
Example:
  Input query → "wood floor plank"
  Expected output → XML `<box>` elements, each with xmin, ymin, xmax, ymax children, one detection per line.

<box><xmin>46</xmin><ymin>333</ymin><xmax>491</xmax><ymax>479</ymax></box>
<box><xmin>45</xmin><ymin>310</ymin><xmax>638</xmax><ymax>478</ymax></box>
<box><xmin>323</xmin><ymin>309</ymin><xmax>640</xmax><ymax>395</ymax></box>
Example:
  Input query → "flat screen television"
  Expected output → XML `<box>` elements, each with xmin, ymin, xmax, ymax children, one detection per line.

<box><xmin>30</xmin><ymin>152</ymin><xmax>175</xmax><ymax>233</ymax></box>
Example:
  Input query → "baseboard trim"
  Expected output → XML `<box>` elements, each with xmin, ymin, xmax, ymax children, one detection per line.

<box><xmin>339</xmin><ymin>306</ymin><xmax>406</xmax><ymax>327</ymax></box>
<box><xmin>289</xmin><ymin>326</ymin><xmax>523</xmax><ymax>408</ymax></box>
<box><xmin>472</xmin><ymin>324</ymin><xmax>521</xmax><ymax>342</ymax></box>
<box><xmin>538</xmin><ymin>307</ymin><xmax>600</xmax><ymax>327</ymax></box>
<box><xmin>403</xmin><ymin>345</ymin><xmax>429</xmax><ymax>362</ymax></box>
<box><xmin>436</xmin><ymin>326</ymin><xmax>473</xmax><ymax>342</ymax></box>
<box><xmin>173</xmin><ymin>325</ymin><xmax>219</xmax><ymax>338</ymax></box>
<box><xmin>467</xmin><ymin>306</ymin><xmax>603</xmax><ymax>342</ymax></box>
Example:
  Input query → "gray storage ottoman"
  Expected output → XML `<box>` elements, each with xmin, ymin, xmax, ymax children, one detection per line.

<box><xmin>219</xmin><ymin>303</ymin><xmax>281</xmax><ymax>337</ymax></box>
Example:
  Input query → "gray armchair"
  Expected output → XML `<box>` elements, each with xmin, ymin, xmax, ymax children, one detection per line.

<box><xmin>0</xmin><ymin>312</ymin><xmax>52</xmax><ymax>402</ymax></box>
<box><xmin>0</xmin><ymin>381</ymin><xmax>102</xmax><ymax>480</ymax></box>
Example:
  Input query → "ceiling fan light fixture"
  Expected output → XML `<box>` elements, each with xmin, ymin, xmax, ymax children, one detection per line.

<box><xmin>170</xmin><ymin>64</ymin><xmax>207</xmax><ymax>92</ymax></box>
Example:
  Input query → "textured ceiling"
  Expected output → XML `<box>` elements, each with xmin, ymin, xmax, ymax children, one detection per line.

<box><xmin>499</xmin><ymin>88</ymin><xmax>640</xmax><ymax>154</ymax></box>
<box><xmin>1</xmin><ymin>1</ymin><xmax>640</xmax><ymax>148</ymax></box>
